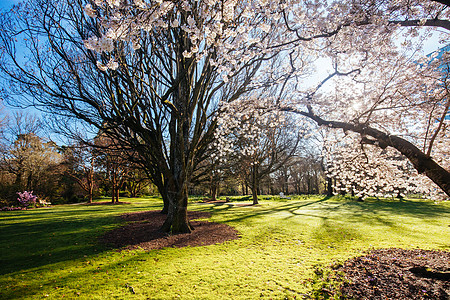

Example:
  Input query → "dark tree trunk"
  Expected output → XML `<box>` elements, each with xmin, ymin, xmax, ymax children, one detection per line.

<box><xmin>160</xmin><ymin>182</ymin><xmax>192</xmax><ymax>234</ymax></box>
<box><xmin>159</xmin><ymin>36</ymin><xmax>194</xmax><ymax>234</ymax></box>
<box><xmin>327</xmin><ymin>177</ymin><xmax>333</xmax><ymax>196</ymax></box>
<box><xmin>211</xmin><ymin>185</ymin><xmax>217</xmax><ymax>201</ymax></box>
<box><xmin>251</xmin><ymin>187</ymin><xmax>258</xmax><ymax>205</ymax></box>
<box><xmin>251</xmin><ymin>165</ymin><xmax>259</xmax><ymax>205</ymax></box>
<box><xmin>111</xmin><ymin>172</ymin><xmax>116</xmax><ymax>203</ymax></box>
<box><xmin>160</xmin><ymin>193</ymin><xmax>170</xmax><ymax>214</ymax></box>
<box><xmin>152</xmin><ymin>175</ymin><xmax>169</xmax><ymax>214</ymax></box>
<box><xmin>171</xmin><ymin>191</ymin><xmax>191</xmax><ymax>233</ymax></box>
<box><xmin>157</xmin><ymin>164</ymin><xmax>192</xmax><ymax>233</ymax></box>
<box><xmin>15</xmin><ymin>169</ymin><xmax>22</xmax><ymax>187</ymax></box>
<box><xmin>210</xmin><ymin>179</ymin><xmax>218</xmax><ymax>201</ymax></box>
<box><xmin>116</xmin><ymin>186</ymin><xmax>120</xmax><ymax>203</ymax></box>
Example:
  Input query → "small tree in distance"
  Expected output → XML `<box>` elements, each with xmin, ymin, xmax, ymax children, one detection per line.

<box><xmin>62</xmin><ymin>144</ymin><xmax>97</xmax><ymax>203</ymax></box>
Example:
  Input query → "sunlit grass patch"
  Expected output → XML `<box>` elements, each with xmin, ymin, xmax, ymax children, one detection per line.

<box><xmin>0</xmin><ymin>196</ymin><xmax>448</xmax><ymax>299</ymax></box>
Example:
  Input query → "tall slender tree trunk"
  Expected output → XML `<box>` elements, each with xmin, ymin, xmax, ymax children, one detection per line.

<box><xmin>87</xmin><ymin>166</ymin><xmax>94</xmax><ymax>203</ymax></box>
<box><xmin>210</xmin><ymin>178</ymin><xmax>218</xmax><ymax>201</ymax></box>
<box><xmin>326</xmin><ymin>177</ymin><xmax>333</xmax><ymax>196</ymax></box>
<box><xmin>87</xmin><ymin>170</ymin><xmax>94</xmax><ymax>203</ymax></box>
<box><xmin>111</xmin><ymin>171</ymin><xmax>116</xmax><ymax>203</ymax></box>
<box><xmin>251</xmin><ymin>165</ymin><xmax>259</xmax><ymax>205</ymax></box>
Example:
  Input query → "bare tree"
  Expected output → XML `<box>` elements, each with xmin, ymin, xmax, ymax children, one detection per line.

<box><xmin>0</xmin><ymin>0</ymin><xmax>281</xmax><ymax>233</ymax></box>
<box><xmin>226</xmin><ymin>113</ymin><xmax>301</xmax><ymax>204</ymax></box>
<box><xmin>1</xmin><ymin>113</ymin><xmax>60</xmax><ymax>191</ymax></box>
<box><xmin>62</xmin><ymin>144</ymin><xmax>97</xmax><ymax>203</ymax></box>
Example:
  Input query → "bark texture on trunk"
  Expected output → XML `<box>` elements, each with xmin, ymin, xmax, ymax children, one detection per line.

<box><xmin>160</xmin><ymin>185</ymin><xmax>192</xmax><ymax>234</ymax></box>
<box><xmin>211</xmin><ymin>187</ymin><xmax>217</xmax><ymax>201</ymax></box>
<box><xmin>251</xmin><ymin>165</ymin><xmax>259</xmax><ymax>205</ymax></box>
<box><xmin>251</xmin><ymin>187</ymin><xmax>258</xmax><ymax>205</ymax></box>
<box><xmin>159</xmin><ymin>34</ymin><xmax>195</xmax><ymax>234</ymax></box>
<box><xmin>327</xmin><ymin>177</ymin><xmax>333</xmax><ymax>197</ymax></box>
<box><xmin>160</xmin><ymin>193</ymin><xmax>170</xmax><ymax>214</ymax></box>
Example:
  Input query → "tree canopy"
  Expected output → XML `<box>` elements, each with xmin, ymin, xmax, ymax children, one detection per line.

<box><xmin>0</xmin><ymin>0</ymin><xmax>448</xmax><ymax>231</ymax></box>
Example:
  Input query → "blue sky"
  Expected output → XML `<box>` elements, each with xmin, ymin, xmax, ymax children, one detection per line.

<box><xmin>0</xmin><ymin>0</ymin><xmax>22</xmax><ymax>11</ymax></box>
<box><xmin>0</xmin><ymin>0</ymin><xmax>445</xmax><ymax>143</ymax></box>
<box><xmin>0</xmin><ymin>0</ymin><xmax>445</xmax><ymax>111</ymax></box>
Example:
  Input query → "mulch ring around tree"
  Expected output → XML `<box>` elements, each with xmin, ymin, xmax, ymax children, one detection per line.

<box><xmin>335</xmin><ymin>248</ymin><xmax>450</xmax><ymax>300</ymax></box>
<box><xmin>101</xmin><ymin>210</ymin><xmax>240</xmax><ymax>251</ymax></box>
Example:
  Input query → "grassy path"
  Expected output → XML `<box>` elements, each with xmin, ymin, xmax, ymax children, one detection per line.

<box><xmin>0</xmin><ymin>196</ymin><xmax>449</xmax><ymax>299</ymax></box>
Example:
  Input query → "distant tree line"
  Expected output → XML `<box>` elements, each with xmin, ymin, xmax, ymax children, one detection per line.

<box><xmin>0</xmin><ymin>112</ymin><xmax>329</xmax><ymax>208</ymax></box>
<box><xmin>0</xmin><ymin>113</ymin><xmax>155</xmax><ymax>207</ymax></box>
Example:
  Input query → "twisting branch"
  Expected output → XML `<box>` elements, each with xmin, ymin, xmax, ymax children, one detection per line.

<box><xmin>279</xmin><ymin>105</ymin><xmax>450</xmax><ymax>197</ymax></box>
<box><xmin>274</xmin><ymin>0</ymin><xmax>450</xmax><ymax>50</ymax></box>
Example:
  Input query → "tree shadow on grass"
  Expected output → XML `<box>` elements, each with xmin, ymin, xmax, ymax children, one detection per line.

<box><xmin>1</xmin><ymin>197</ymin><xmax>448</xmax><ymax>276</ymax></box>
<box><xmin>0</xmin><ymin>248</ymin><xmax>158</xmax><ymax>300</ymax></box>
<box><xmin>0</xmin><ymin>206</ymin><xmax>236</xmax><ymax>276</ymax></box>
<box><xmin>0</xmin><ymin>201</ymin><xmax>164</xmax><ymax>276</ymax></box>
<box><xmin>215</xmin><ymin>197</ymin><xmax>449</xmax><ymax>248</ymax></box>
<box><xmin>221</xmin><ymin>196</ymin><xmax>449</xmax><ymax>224</ymax></box>
<box><xmin>0</xmin><ymin>214</ymin><xmax>119</xmax><ymax>276</ymax></box>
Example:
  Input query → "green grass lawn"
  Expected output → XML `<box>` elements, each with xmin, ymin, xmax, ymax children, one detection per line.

<box><xmin>0</xmin><ymin>196</ymin><xmax>449</xmax><ymax>299</ymax></box>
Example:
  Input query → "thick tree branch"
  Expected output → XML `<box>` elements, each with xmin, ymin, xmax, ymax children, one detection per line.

<box><xmin>433</xmin><ymin>0</ymin><xmax>450</xmax><ymax>6</ymax></box>
<box><xmin>390</xmin><ymin>19</ymin><xmax>450</xmax><ymax>31</ymax></box>
<box><xmin>280</xmin><ymin>106</ymin><xmax>450</xmax><ymax>197</ymax></box>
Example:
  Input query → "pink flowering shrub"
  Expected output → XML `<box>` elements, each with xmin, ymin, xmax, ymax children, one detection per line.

<box><xmin>1</xmin><ymin>206</ymin><xmax>23</xmax><ymax>211</ymax></box>
<box><xmin>17</xmin><ymin>191</ymin><xmax>37</xmax><ymax>208</ymax></box>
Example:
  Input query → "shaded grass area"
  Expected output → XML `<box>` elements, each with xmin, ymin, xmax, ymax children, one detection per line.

<box><xmin>0</xmin><ymin>196</ymin><xmax>449</xmax><ymax>299</ymax></box>
<box><xmin>0</xmin><ymin>198</ymin><xmax>162</xmax><ymax>275</ymax></box>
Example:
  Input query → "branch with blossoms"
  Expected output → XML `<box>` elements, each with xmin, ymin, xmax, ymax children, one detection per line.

<box><xmin>278</xmin><ymin>105</ymin><xmax>450</xmax><ymax>198</ymax></box>
<box><xmin>324</xmin><ymin>131</ymin><xmax>440</xmax><ymax>199</ymax></box>
<box><xmin>218</xmin><ymin>51</ymin><xmax>449</xmax><ymax>199</ymax></box>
